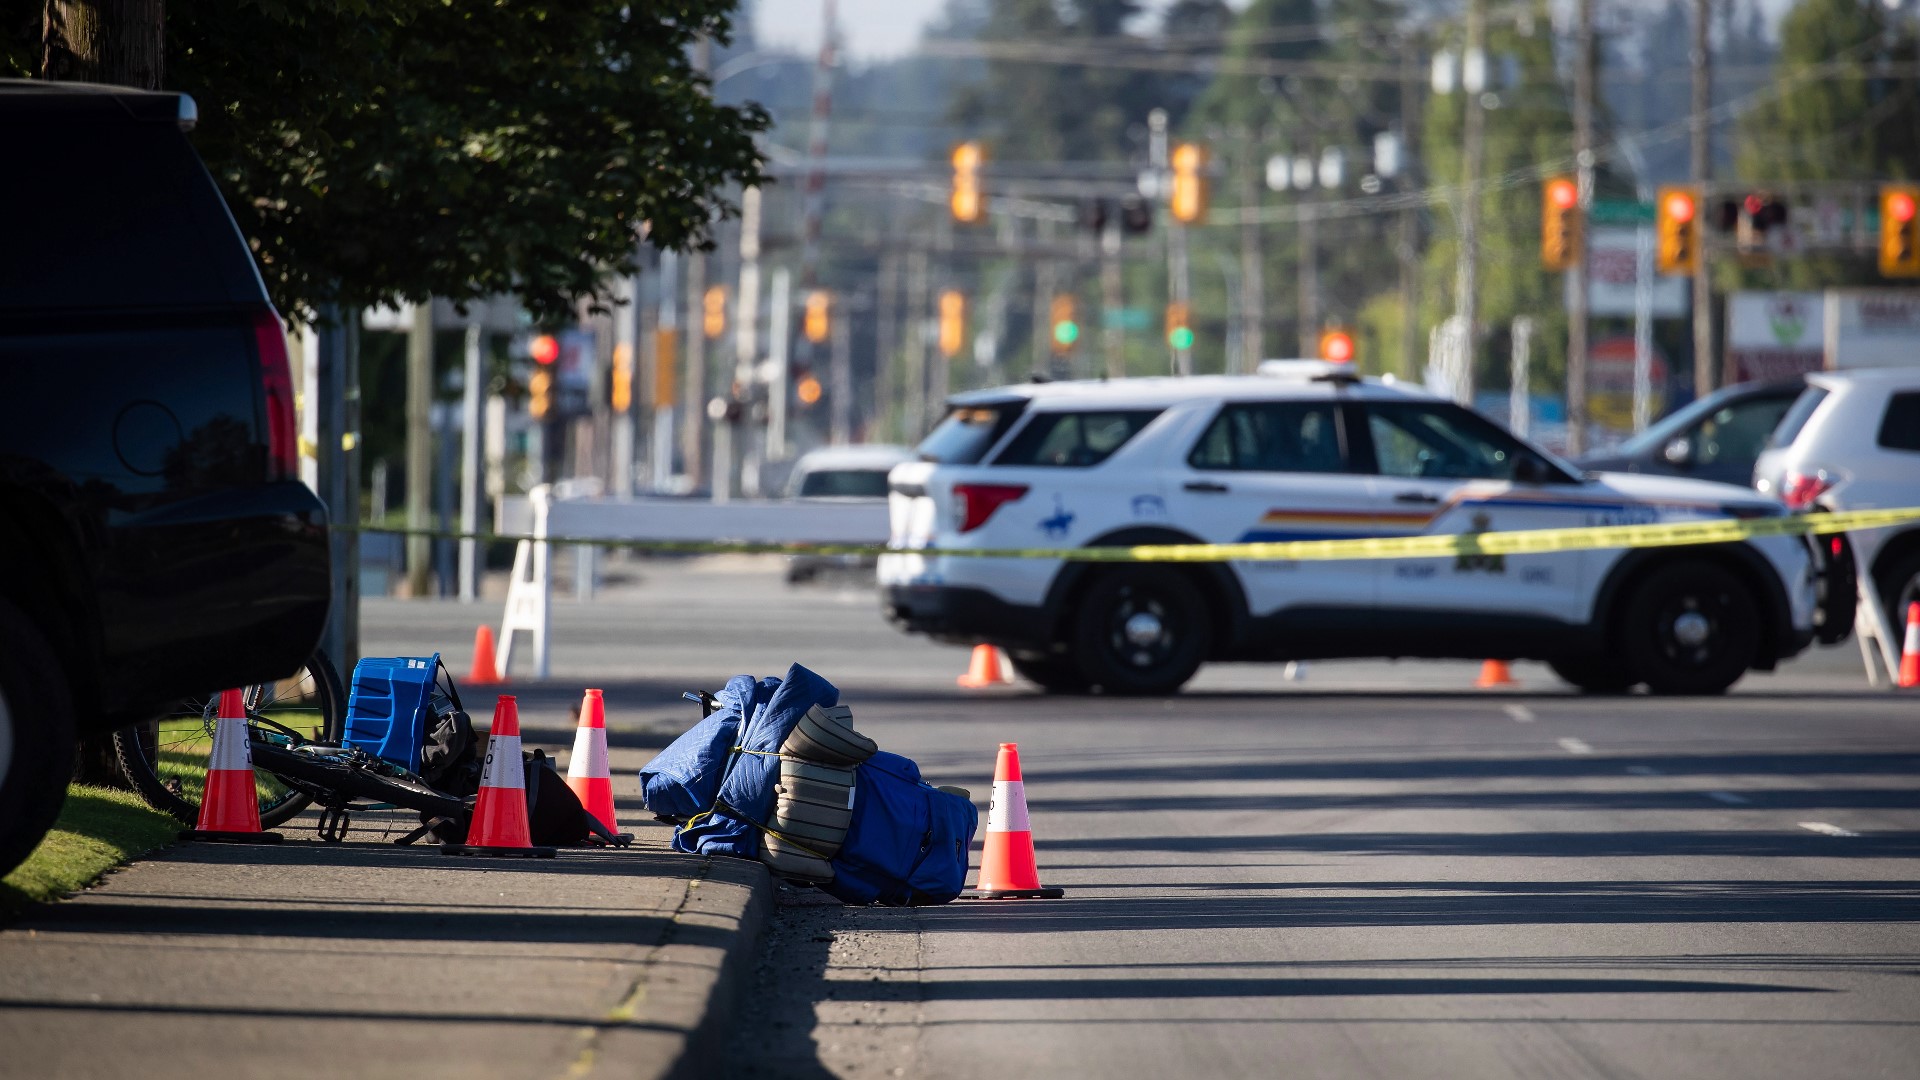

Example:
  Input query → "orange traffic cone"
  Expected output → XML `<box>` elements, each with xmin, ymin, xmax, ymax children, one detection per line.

<box><xmin>1476</xmin><ymin>659</ymin><xmax>1519</xmax><ymax>688</ymax></box>
<box><xmin>1899</xmin><ymin>602</ymin><xmax>1920</xmax><ymax>689</ymax></box>
<box><xmin>566</xmin><ymin>689</ymin><xmax>625</xmax><ymax>837</ymax></box>
<box><xmin>961</xmin><ymin>742</ymin><xmax>1063</xmax><ymax>900</ymax></box>
<box><xmin>957</xmin><ymin>644</ymin><xmax>1012</xmax><ymax>688</ymax></box>
<box><xmin>183</xmin><ymin>688</ymin><xmax>284</xmax><ymax>844</ymax></box>
<box><xmin>443</xmin><ymin>695</ymin><xmax>555</xmax><ymax>858</ymax></box>
<box><xmin>468</xmin><ymin>625</ymin><xmax>502</xmax><ymax>685</ymax></box>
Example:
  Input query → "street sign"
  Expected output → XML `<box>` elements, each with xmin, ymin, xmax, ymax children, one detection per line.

<box><xmin>1590</xmin><ymin>199</ymin><xmax>1654</xmax><ymax>226</ymax></box>
<box><xmin>1100</xmin><ymin>306</ymin><xmax>1153</xmax><ymax>331</ymax></box>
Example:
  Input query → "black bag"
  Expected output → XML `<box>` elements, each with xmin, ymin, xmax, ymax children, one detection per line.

<box><xmin>419</xmin><ymin>665</ymin><xmax>483</xmax><ymax>798</ymax></box>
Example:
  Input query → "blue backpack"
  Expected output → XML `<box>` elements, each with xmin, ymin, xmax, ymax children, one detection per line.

<box><xmin>823</xmin><ymin>751</ymin><xmax>977</xmax><ymax>907</ymax></box>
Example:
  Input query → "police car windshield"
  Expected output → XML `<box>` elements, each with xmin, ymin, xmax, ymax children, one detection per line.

<box><xmin>916</xmin><ymin>401</ymin><xmax>1027</xmax><ymax>464</ymax></box>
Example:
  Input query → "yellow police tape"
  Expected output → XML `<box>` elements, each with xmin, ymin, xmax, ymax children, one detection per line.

<box><xmin>350</xmin><ymin>506</ymin><xmax>1920</xmax><ymax>564</ymax></box>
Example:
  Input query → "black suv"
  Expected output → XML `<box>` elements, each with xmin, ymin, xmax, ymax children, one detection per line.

<box><xmin>0</xmin><ymin>81</ymin><xmax>330</xmax><ymax>874</ymax></box>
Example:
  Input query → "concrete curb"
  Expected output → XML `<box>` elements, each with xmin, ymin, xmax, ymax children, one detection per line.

<box><xmin>585</xmin><ymin>855</ymin><xmax>775</xmax><ymax>1080</ymax></box>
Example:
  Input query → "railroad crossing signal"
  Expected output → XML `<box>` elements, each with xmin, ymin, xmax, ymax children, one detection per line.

<box><xmin>804</xmin><ymin>290</ymin><xmax>831</xmax><ymax>344</ymax></box>
<box><xmin>1656</xmin><ymin>185</ymin><xmax>1700</xmax><ymax>276</ymax></box>
<box><xmin>1540</xmin><ymin>175</ymin><xmax>1580</xmax><ymax>272</ymax></box>
<box><xmin>1170</xmin><ymin>143</ymin><xmax>1207</xmax><ymax>224</ymax></box>
<box><xmin>951</xmin><ymin>142</ymin><xmax>986</xmax><ymax>224</ymax></box>
<box><xmin>938</xmin><ymin>290</ymin><xmax>967</xmax><ymax>358</ymax></box>
<box><xmin>1882</xmin><ymin>184</ymin><xmax>1920</xmax><ymax>278</ymax></box>
<box><xmin>1049</xmin><ymin>294</ymin><xmax>1078</xmax><ymax>353</ymax></box>
<box><xmin>1165</xmin><ymin>302</ymin><xmax>1192</xmax><ymax>350</ymax></box>
<box><xmin>702</xmin><ymin>285</ymin><xmax>727</xmax><ymax>338</ymax></box>
<box><xmin>1318</xmin><ymin>327</ymin><xmax>1356</xmax><ymax>364</ymax></box>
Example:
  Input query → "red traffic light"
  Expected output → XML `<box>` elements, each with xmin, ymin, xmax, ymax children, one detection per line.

<box><xmin>1547</xmin><ymin>178</ymin><xmax>1577</xmax><ymax>210</ymax></box>
<box><xmin>1663</xmin><ymin>191</ymin><xmax>1695</xmax><ymax>223</ymax></box>
<box><xmin>1891</xmin><ymin>191</ymin><xmax>1917</xmax><ymax>224</ymax></box>
<box><xmin>530</xmin><ymin>334</ymin><xmax>559</xmax><ymax>365</ymax></box>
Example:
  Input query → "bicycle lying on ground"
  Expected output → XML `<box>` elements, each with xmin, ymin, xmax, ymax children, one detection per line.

<box><xmin>113</xmin><ymin>650</ymin><xmax>470</xmax><ymax>842</ymax></box>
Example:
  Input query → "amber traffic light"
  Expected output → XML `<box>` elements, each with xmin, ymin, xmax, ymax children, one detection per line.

<box><xmin>1881</xmin><ymin>184</ymin><xmax>1920</xmax><ymax>278</ymax></box>
<box><xmin>1317</xmin><ymin>327</ymin><xmax>1356</xmax><ymax>364</ymax></box>
<box><xmin>1541</xmin><ymin>175</ymin><xmax>1580</xmax><ymax>272</ymax></box>
<box><xmin>702</xmin><ymin>285</ymin><xmax>727</xmax><ymax>338</ymax></box>
<box><xmin>1170</xmin><ymin>143</ymin><xmax>1207</xmax><ymax>224</ymax></box>
<box><xmin>938</xmin><ymin>290</ymin><xmax>966</xmax><ymax>358</ymax></box>
<box><xmin>950</xmin><ymin>142</ymin><xmax>985</xmax><ymax>224</ymax></box>
<box><xmin>803</xmin><ymin>290</ymin><xmax>831</xmax><ymax>344</ymax></box>
<box><xmin>528</xmin><ymin>368</ymin><xmax>552</xmax><ymax>419</ymax></box>
<box><xmin>1656</xmin><ymin>185</ymin><xmax>1699</xmax><ymax>275</ymax></box>
<box><xmin>611</xmin><ymin>342</ymin><xmax>632</xmax><ymax>414</ymax></box>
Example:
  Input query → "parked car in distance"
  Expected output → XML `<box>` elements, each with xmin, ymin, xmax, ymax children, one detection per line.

<box><xmin>0</xmin><ymin>81</ymin><xmax>331</xmax><ymax>876</ymax></box>
<box><xmin>784</xmin><ymin>444</ymin><xmax>915</xmax><ymax>583</ymax></box>
<box><xmin>880</xmin><ymin>364</ymin><xmax>1837</xmax><ymax>697</ymax></box>
<box><xmin>1754</xmin><ymin>367</ymin><xmax>1920</xmax><ymax>638</ymax></box>
<box><xmin>1578</xmin><ymin>378</ymin><xmax>1805</xmax><ymax>486</ymax></box>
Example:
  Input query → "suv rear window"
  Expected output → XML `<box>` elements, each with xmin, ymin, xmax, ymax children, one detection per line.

<box><xmin>916</xmin><ymin>402</ymin><xmax>1027</xmax><ymax>464</ymax></box>
<box><xmin>1769</xmin><ymin>386</ymin><xmax>1830</xmax><ymax>448</ymax></box>
<box><xmin>797</xmin><ymin>469</ymin><xmax>891</xmax><ymax>497</ymax></box>
<box><xmin>994</xmin><ymin>410</ymin><xmax>1161</xmax><ymax>467</ymax></box>
<box><xmin>1877</xmin><ymin>392</ymin><xmax>1920</xmax><ymax>452</ymax></box>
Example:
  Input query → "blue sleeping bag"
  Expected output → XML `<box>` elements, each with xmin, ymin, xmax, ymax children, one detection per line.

<box><xmin>636</xmin><ymin>675</ymin><xmax>776</xmax><ymax>822</ymax></box>
<box><xmin>668</xmin><ymin>664</ymin><xmax>840</xmax><ymax>859</ymax></box>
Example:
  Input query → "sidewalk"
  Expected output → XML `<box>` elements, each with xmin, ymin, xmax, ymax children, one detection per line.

<box><xmin>0</xmin><ymin>740</ymin><xmax>772</xmax><ymax>1080</ymax></box>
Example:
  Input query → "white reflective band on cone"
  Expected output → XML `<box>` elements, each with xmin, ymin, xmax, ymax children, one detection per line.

<box><xmin>208</xmin><ymin>713</ymin><xmax>253</xmax><ymax>772</ymax></box>
<box><xmin>988</xmin><ymin>780</ymin><xmax>1030</xmax><ymax>832</ymax></box>
<box><xmin>482</xmin><ymin>735</ymin><xmax>526</xmax><ymax>789</ymax></box>
<box><xmin>570</xmin><ymin>725</ymin><xmax>610</xmax><ymax>778</ymax></box>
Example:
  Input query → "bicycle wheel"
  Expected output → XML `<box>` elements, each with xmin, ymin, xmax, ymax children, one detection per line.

<box><xmin>114</xmin><ymin>650</ymin><xmax>346</xmax><ymax>827</ymax></box>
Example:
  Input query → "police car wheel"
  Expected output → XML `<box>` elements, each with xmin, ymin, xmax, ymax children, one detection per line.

<box><xmin>1070</xmin><ymin>568</ymin><xmax>1210</xmax><ymax>695</ymax></box>
<box><xmin>1547</xmin><ymin>656</ymin><xmax>1638</xmax><ymax>695</ymax></box>
<box><xmin>1619</xmin><ymin>561</ymin><xmax>1759</xmax><ymax>696</ymax></box>
<box><xmin>1007</xmin><ymin>654</ymin><xmax>1093</xmax><ymax>695</ymax></box>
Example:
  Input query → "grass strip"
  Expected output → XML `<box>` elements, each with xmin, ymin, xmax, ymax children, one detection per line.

<box><xmin>1</xmin><ymin>785</ymin><xmax>181</xmax><ymax>917</ymax></box>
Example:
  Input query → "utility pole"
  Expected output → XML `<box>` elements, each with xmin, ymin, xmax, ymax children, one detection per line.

<box><xmin>1297</xmin><ymin>195</ymin><xmax>1319</xmax><ymax>358</ymax></box>
<box><xmin>1398</xmin><ymin>35</ymin><xmax>1421</xmax><ymax>378</ymax></box>
<box><xmin>794</xmin><ymin>0</ymin><xmax>839</xmax><ymax>396</ymax></box>
<box><xmin>682</xmin><ymin>35</ymin><xmax>712</xmax><ymax>489</ymax></box>
<box><xmin>1238</xmin><ymin>132</ymin><xmax>1264</xmax><ymax>373</ymax></box>
<box><xmin>767</xmin><ymin>267</ymin><xmax>791</xmax><ymax>461</ymax></box>
<box><xmin>305</xmin><ymin>306</ymin><xmax>360</xmax><ymax>668</ymax></box>
<box><xmin>611</xmin><ymin>268</ymin><xmax>637</xmax><ymax>498</ymax></box>
<box><xmin>905</xmin><ymin>249</ymin><xmax>929</xmax><ymax>436</ymax></box>
<box><xmin>1690</xmin><ymin>0</ymin><xmax>1714</xmax><ymax>398</ymax></box>
<box><xmin>405</xmin><ymin>301</ymin><xmax>433</xmax><ymax>597</ymax></box>
<box><xmin>1151</xmin><ymin>109</ymin><xmax>1192</xmax><ymax>376</ymax></box>
<box><xmin>830</xmin><ymin>300</ymin><xmax>852</xmax><ymax>445</ymax></box>
<box><xmin>731</xmin><ymin>185</ymin><xmax>762</xmax><ymax>496</ymax></box>
<box><xmin>1567</xmin><ymin>0</ymin><xmax>1594</xmax><ymax>456</ymax></box>
<box><xmin>654</xmin><ymin>250</ymin><xmax>679</xmax><ymax>490</ymax></box>
<box><xmin>1451</xmin><ymin>0</ymin><xmax>1488</xmax><ymax>402</ymax></box>
<box><xmin>1032</xmin><ymin>249</ymin><xmax>1057</xmax><ymax>379</ymax></box>
<box><xmin>1102</xmin><ymin>204</ymin><xmax>1126</xmax><ymax>378</ymax></box>
<box><xmin>458</xmin><ymin>317</ymin><xmax>482</xmax><ymax>601</ymax></box>
<box><xmin>875</xmin><ymin>252</ymin><xmax>898</xmax><ymax>436</ymax></box>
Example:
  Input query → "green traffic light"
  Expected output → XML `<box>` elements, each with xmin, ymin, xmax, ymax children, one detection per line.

<box><xmin>1053</xmin><ymin>320</ymin><xmax>1080</xmax><ymax>346</ymax></box>
<box><xmin>1168</xmin><ymin>327</ymin><xmax>1194</xmax><ymax>350</ymax></box>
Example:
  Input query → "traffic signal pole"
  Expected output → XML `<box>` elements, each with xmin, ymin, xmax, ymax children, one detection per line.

<box><xmin>1450</xmin><ymin>0</ymin><xmax>1487</xmax><ymax>405</ymax></box>
<box><xmin>1690</xmin><ymin>0</ymin><xmax>1714</xmax><ymax>397</ymax></box>
<box><xmin>1567</xmin><ymin>0</ymin><xmax>1594</xmax><ymax>456</ymax></box>
<box><xmin>1238</xmin><ymin>132</ymin><xmax>1264</xmax><ymax>374</ymax></box>
<box><xmin>405</xmin><ymin>301</ymin><xmax>433</xmax><ymax>597</ymax></box>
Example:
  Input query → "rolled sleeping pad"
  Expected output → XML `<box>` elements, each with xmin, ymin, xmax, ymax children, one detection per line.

<box><xmin>762</xmin><ymin>832</ymin><xmax>835</xmax><ymax>883</ymax></box>
<box><xmin>782</xmin><ymin>704</ymin><xmax>878</xmax><ymax>766</ymax></box>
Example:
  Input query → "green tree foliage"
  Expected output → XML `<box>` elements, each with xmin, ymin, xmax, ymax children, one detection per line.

<box><xmin>5</xmin><ymin>0</ymin><xmax>768</xmax><ymax>322</ymax></box>
<box><xmin>1729</xmin><ymin>0</ymin><xmax>1919</xmax><ymax>289</ymax></box>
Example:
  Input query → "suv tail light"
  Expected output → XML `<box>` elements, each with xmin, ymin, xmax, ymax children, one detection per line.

<box><xmin>252</xmin><ymin>307</ymin><xmax>298</xmax><ymax>481</ymax></box>
<box><xmin>952</xmin><ymin>483</ymin><xmax>1028</xmax><ymax>533</ymax></box>
<box><xmin>1781</xmin><ymin>468</ymin><xmax>1835</xmax><ymax>512</ymax></box>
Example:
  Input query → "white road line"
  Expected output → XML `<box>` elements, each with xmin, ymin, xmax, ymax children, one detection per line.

<box><xmin>1705</xmin><ymin>791</ymin><xmax>1751</xmax><ymax>805</ymax></box>
<box><xmin>1624</xmin><ymin>765</ymin><xmax>1661</xmax><ymax>776</ymax></box>
<box><xmin>1503</xmin><ymin>704</ymin><xmax>1536</xmax><ymax>723</ymax></box>
<box><xmin>1799</xmin><ymin>821</ymin><xmax>1860</xmax><ymax>838</ymax></box>
<box><xmin>1558</xmin><ymin>737</ymin><xmax>1593</xmax><ymax>755</ymax></box>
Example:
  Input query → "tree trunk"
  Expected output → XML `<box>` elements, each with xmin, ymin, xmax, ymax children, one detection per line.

<box><xmin>42</xmin><ymin>0</ymin><xmax>165</xmax><ymax>89</ymax></box>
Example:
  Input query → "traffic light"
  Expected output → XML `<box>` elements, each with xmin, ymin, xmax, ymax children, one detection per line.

<box><xmin>611</xmin><ymin>342</ymin><xmax>632</xmax><ymax>414</ymax></box>
<box><xmin>1165</xmin><ymin>302</ymin><xmax>1192</xmax><ymax>351</ymax></box>
<box><xmin>938</xmin><ymin>290</ymin><xmax>966</xmax><ymax>358</ymax></box>
<box><xmin>804</xmin><ymin>290</ymin><xmax>831</xmax><ymax>344</ymax></box>
<box><xmin>1049</xmin><ymin>294</ymin><xmax>1078</xmax><ymax>353</ymax></box>
<box><xmin>950</xmin><ymin>141</ymin><xmax>985</xmax><ymax>224</ymax></box>
<box><xmin>702</xmin><ymin>285</ymin><xmax>727</xmax><ymax>338</ymax></box>
<box><xmin>1881</xmin><ymin>184</ymin><xmax>1920</xmax><ymax>278</ymax></box>
<box><xmin>1318</xmin><ymin>327</ymin><xmax>1356</xmax><ymax>364</ymax></box>
<box><xmin>1540</xmin><ymin>175</ymin><xmax>1580</xmax><ymax>272</ymax></box>
<box><xmin>796</xmin><ymin>375</ymin><xmax>823</xmax><ymax>407</ymax></box>
<box><xmin>529</xmin><ymin>333</ymin><xmax>559</xmax><ymax>366</ymax></box>
<box><xmin>528</xmin><ymin>368</ymin><xmax>553</xmax><ymax>419</ymax></box>
<box><xmin>1656</xmin><ymin>185</ymin><xmax>1699</xmax><ymax>276</ymax></box>
<box><xmin>1170</xmin><ymin>143</ymin><xmax>1207</xmax><ymax>224</ymax></box>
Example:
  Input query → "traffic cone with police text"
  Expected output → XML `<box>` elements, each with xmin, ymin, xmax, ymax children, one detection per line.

<box><xmin>468</xmin><ymin>625</ymin><xmax>502</xmax><ymax>685</ymax></box>
<box><xmin>958</xmin><ymin>645</ymin><xmax>1012</xmax><ymax>688</ymax></box>
<box><xmin>961</xmin><ymin>742</ymin><xmax>1063</xmax><ymax>899</ymax></box>
<box><xmin>1899</xmin><ymin>602</ymin><xmax>1920</xmax><ymax>689</ymax></box>
<box><xmin>443</xmin><ymin>695</ymin><xmax>555</xmax><ymax>857</ymax></box>
<box><xmin>183</xmin><ymin>688</ymin><xmax>284</xmax><ymax>844</ymax></box>
<box><xmin>566</xmin><ymin>689</ymin><xmax>626</xmax><ymax>838</ymax></box>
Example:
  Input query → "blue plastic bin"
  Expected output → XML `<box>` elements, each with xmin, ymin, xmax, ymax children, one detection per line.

<box><xmin>344</xmin><ymin>654</ymin><xmax>439</xmax><ymax>771</ymax></box>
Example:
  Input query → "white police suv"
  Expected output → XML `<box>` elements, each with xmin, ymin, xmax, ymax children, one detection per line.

<box><xmin>880</xmin><ymin>363</ymin><xmax>1848</xmax><ymax>696</ymax></box>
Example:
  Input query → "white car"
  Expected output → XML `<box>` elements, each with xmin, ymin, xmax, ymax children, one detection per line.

<box><xmin>784</xmin><ymin>443</ymin><xmax>915</xmax><ymax>583</ymax></box>
<box><xmin>1755</xmin><ymin>367</ymin><xmax>1920</xmax><ymax>636</ymax></box>
<box><xmin>880</xmin><ymin>365</ymin><xmax>1840</xmax><ymax>696</ymax></box>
